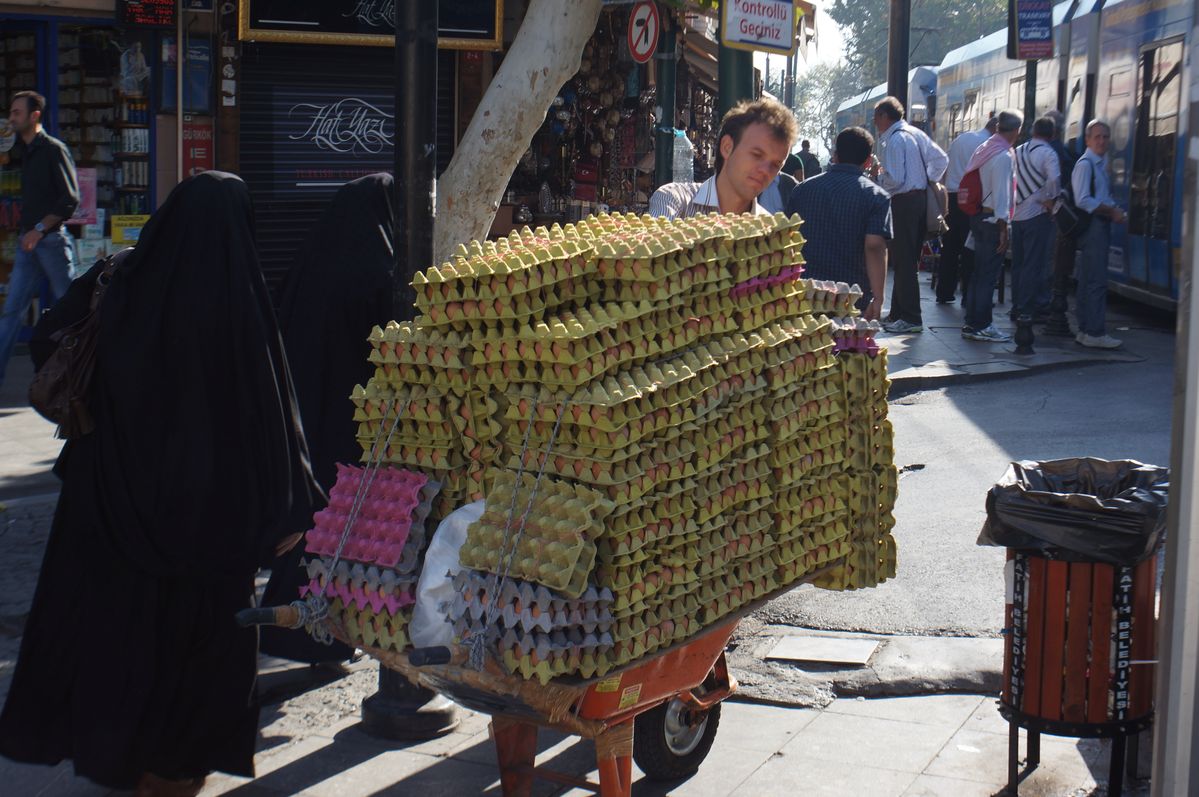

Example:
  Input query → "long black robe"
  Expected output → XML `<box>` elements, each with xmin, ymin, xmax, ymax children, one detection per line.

<box><xmin>259</xmin><ymin>173</ymin><xmax>396</xmax><ymax>663</ymax></box>
<box><xmin>0</xmin><ymin>171</ymin><xmax>320</xmax><ymax>788</ymax></box>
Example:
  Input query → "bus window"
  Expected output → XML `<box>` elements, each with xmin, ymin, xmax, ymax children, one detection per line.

<box><xmin>949</xmin><ymin>103</ymin><xmax>963</xmax><ymax>139</ymax></box>
<box><xmin>963</xmin><ymin>90</ymin><xmax>979</xmax><ymax>130</ymax></box>
<box><xmin>1129</xmin><ymin>41</ymin><xmax>1183</xmax><ymax>242</ymax></box>
<box><xmin>1008</xmin><ymin>77</ymin><xmax>1025</xmax><ymax>111</ymax></box>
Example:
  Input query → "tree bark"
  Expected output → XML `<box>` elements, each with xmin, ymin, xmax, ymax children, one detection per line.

<box><xmin>433</xmin><ymin>0</ymin><xmax>602</xmax><ymax>264</ymax></box>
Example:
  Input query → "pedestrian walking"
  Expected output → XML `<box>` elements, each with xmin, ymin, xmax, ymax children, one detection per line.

<box><xmin>961</xmin><ymin>110</ymin><xmax>1021</xmax><ymax>343</ymax></box>
<box><xmin>649</xmin><ymin>98</ymin><xmax>796</xmax><ymax>220</ymax></box>
<box><xmin>0</xmin><ymin>91</ymin><xmax>80</xmax><ymax>388</ymax></box>
<box><xmin>1010</xmin><ymin>116</ymin><xmax>1061</xmax><ymax>320</ymax></box>
<box><xmin>873</xmin><ymin>96</ymin><xmax>948</xmax><ymax>334</ymax></box>
<box><xmin>1073</xmin><ymin>120</ymin><xmax>1126</xmax><ymax>349</ymax></box>
<box><xmin>940</xmin><ymin>116</ymin><xmax>998</xmax><ymax>305</ymax></box>
<box><xmin>0</xmin><ymin>172</ymin><xmax>320</xmax><ymax>796</ymax></box>
<box><xmin>798</xmin><ymin>139</ymin><xmax>823</xmax><ymax>179</ymax></box>
<box><xmin>786</xmin><ymin>127</ymin><xmax>891</xmax><ymax>320</ymax></box>
<box><xmin>259</xmin><ymin>174</ymin><xmax>397</xmax><ymax>664</ymax></box>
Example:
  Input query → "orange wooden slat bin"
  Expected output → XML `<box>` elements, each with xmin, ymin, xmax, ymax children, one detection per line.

<box><xmin>1001</xmin><ymin>550</ymin><xmax>1158</xmax><ymax>797</ymax></box>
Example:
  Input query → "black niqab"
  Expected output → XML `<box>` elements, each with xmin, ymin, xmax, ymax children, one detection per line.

<box><xmin>0</xmin><ymin>171</ymin><xmax>320</xmax><ymax>788</ymax></box>
<box><xmin>260</xmin><ymin>173</ymin><xmax>396</xmax><ymax>662</ymax></box>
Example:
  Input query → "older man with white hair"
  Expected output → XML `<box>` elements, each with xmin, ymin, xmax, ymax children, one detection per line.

<box><xmin>1072</xmin><ymin>119</ymin><xmax>1127</xmax><ymax>349</ymax></box>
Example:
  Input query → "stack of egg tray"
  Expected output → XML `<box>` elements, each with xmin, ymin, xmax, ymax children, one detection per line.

<box><xmin>810</xmin><ymin>348</ymin><xmax>898</xmax><ymax>591</ymax></box>
<box><xmin>300</xmin><ymin>465</ymin><xmax>440</xmax><ymax>654</ymax></box>
<box><xmin>449</xmin><ymin>569</ymin><xmax>615</xmax><ymax>684</ymax></box>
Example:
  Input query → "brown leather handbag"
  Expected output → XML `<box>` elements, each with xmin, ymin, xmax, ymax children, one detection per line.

<box><xmin>28</xmin><ymin>249</ymin><xmax>130</xmax><ymax>439</ymax></box>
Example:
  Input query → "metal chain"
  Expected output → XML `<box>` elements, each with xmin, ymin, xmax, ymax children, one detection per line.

<box><xmin>468</xmin><ymin>397</ymin><xmax>571</xmax><ymax>671</ymax></box>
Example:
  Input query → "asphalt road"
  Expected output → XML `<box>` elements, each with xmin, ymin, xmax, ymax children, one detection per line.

<box><xmin>756</xmin><ymin>313</ymin><xmax>1177</xmax><ymax>638</ymax></box>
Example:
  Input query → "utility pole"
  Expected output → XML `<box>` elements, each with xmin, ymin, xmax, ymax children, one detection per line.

<box><xmin>1022</xmin><ymin>60</ymin><xmax>1037</xmax><ymax>139</ymax></box>
<box><xmin>785</xmin><ymin>48</ymin><xmax>796</xmax><ymax>110</ymax></box>
<box><xmin>887</xmin><ymin>0</ymin><xmax>912</xmax><ymax>108</ymax></box>
<box><xmin>361</xmin><ymin>0</ymin><xmax>459</xmax><ymax>741</ymax></box>
<box><xmin>654</xmin><ymin>8</ymin><xmax>677</xmax><ymax>187</ymax></box>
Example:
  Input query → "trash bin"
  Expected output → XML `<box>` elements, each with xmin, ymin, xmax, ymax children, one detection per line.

<box><xmin>978</xmin><ymin>458</ymin><xmax>1169</xmax><ymax>797</ymax></box>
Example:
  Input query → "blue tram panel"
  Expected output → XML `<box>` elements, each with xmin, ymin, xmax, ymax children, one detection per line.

<box><xmin>1095</xmin><ymin>0</ymin><xmax>1190</xmax><ymax>306</ymax></box>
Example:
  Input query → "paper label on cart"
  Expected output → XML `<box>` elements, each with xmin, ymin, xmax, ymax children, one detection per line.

<box><xmin>595</xmin><ymin>676</ymin><xmax>622</xmax><ymax>693</ymax></box>
<box><xmin>618</xmin><ymin>684</ymin><xmax>642</xmax><ymax>709</ymax></box>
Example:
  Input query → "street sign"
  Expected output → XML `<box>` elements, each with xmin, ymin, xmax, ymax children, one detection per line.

<box><xmin>628</xmin><ymin>1</ymin><xmax>660</xmax><ymax>64</ymax></box>
<box><xmin>1007</xmin><ymin>0</ymin><xmax>1054</xmax><ymax>60</ymax></box>
<box><xmin>721</xmin><ymin>0</ymin><xmax>797</xmax><ymax>56</ymax></box>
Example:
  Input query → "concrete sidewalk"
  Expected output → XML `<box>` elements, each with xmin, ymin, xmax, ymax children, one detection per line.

<box><xmin>4</xmin><ymin>688</ymin><xmax>1137</xmax><ymax>796</ymax></box>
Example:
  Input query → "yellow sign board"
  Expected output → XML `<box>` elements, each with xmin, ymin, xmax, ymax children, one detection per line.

<box><xmin>111</xmin><ymin>214</ymin><xmax>151</xmax><ymax>245</ymax></box>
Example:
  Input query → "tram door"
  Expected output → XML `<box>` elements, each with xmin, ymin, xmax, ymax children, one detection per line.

<box><xmin>1127</xmin><ymin>39</ymin><xmax>1183</xmax><ymax>296</ymax></box>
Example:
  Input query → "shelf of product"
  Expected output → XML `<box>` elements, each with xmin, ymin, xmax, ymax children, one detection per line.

<box><xmin>296</xmin><ymin>211</ymin><xmax>898</xmax><ymax>689</ymax></box>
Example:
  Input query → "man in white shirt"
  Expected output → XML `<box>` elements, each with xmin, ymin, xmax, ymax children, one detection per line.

<box><xmin>649</xmin><ymin>98</ymin><xmax>796</xmax><ymax>220</ymax></box>
<box><xmin>939</xmin><ymin>116</ymin><xmax>998</xmax><ymax>305</ymax></box>
<box><xmin>1072</xmin><ymin>119</ymin><xmax>1127</xmax><ymax>349</ymax></box>
<box><xmin>1010</xmin><ymin>116</ymin><xmax>1061</xmax><ymax>321</ymax></box>
<box><xmin>872</xmin><ymin>96</ymin><xmax>948</xmax><ymax>334</ymax></box>
<box><xmin>963</xmin><ymin>110</ymin><xmax>1021</xmax><ymax>342</ymax></box>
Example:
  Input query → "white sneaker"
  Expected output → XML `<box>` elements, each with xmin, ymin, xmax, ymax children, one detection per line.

<box><xmin>1077</xmin><ymin>333</ymin><xmax>1123</xmax><ymax>349</ymax></box>
<box><xmin>883</xmin><ymin>319</ymin><xmax>923</xmax><ymax>334</ymax></box>
<box><xmin>962</xmin><ymin>324</ymin><xmax>1011</xmax><ymax>342</ymax></box>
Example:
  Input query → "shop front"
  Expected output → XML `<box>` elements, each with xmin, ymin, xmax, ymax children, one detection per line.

<box><xmin>0</xmin><ymin>0</ymin><xmax>216</xmax><ymax>330</ymax></box>
<box><xmin>233</xmin><ymin>0</ymin><xmax>503</xmax><ymax>291</ymax></box>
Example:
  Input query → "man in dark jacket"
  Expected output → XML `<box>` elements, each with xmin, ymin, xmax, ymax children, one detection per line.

<box><xmin>0</xmin><ymin>90</ymin><xmax>79</xmax><ymax>387</ymax></box>
<box><xmin>1045</xmin><ymin>110</ymin><xmax>1078</xmax><ymax>318</ymax></box>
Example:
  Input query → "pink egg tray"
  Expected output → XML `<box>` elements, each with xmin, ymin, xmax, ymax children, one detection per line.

<box><xmin>729</xmin><ymin>265</ymin><xmax>805</xmax><ymax>300</ymax></box>
<box><xmin>303</xmin><ymin>464</ymin><xmax>431</xmax><ymax>568</ymax></box>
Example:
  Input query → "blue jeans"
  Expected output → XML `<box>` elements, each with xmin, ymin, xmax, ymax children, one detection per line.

<box><xmin>1075</xmin><ymin>218</ymin><xmax>1111</xmax><ymax>336</ymax></box>
<box><xmin>0</xmin><ymin>228</ymin><xmax>78</xmax><ymax>385</ymax></box>
<box><xmin>965</xmin><ymin>216</ymin><xmax>1004</xmax><ymax>331</ymax></box>
<box><xmin>1011</xmin><ymin>213</ymin><xmax>1054</xmax><ymax>317</ymax></box>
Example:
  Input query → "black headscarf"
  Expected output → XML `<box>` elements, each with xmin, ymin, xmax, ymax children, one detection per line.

<box><xmin>260</xmin><ymin>173</ymin><xmax>395</xmax><ymax>663</ymax></box>
<box><xmin>92</xmin><ymin>170</ymin><xmax>320</xmax><ymax>575</ymax></box>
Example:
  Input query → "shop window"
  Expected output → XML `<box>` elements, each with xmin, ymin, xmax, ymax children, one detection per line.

<box><xmin>1128</xmin><ymin>40</ymin><xmax>1183</xmax><ymax>241</ymax></box>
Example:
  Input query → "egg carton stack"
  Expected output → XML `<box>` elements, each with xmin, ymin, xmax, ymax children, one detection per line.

<box><xmin>300</xmin><ymin>464</ymin><xmax>439</xmax><ymax>653</ymax></box>
<box><xmin>813</xmin><ymin>344</ymin><xmax>898</xmax><ymax>590</ymax></box>
<box><xmin>353</xmin><ymin>230</ymin><xmax>597</xmax><ymax>517</ymax></box>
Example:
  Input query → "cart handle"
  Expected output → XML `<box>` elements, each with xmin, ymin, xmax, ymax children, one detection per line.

<box><xmin>236</xmin><ymin>604</ymin><xmax>303</xmax><ymax>629</ymax></box>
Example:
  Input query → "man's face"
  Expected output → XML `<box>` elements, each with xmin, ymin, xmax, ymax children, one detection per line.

<box><xmin>873</xmin><ymin>111</ymin><xmax>891</xmax><ymax>132</ymax></box>
<box><xmin>8</xmin><ymin>98</ymin><xmax>37</xmax><ymax>135</ymax></box>
<box><xmin>720</xmin><ymin>122</ymin><xmax>790</xmax><ymax>202</ymax></box>
<box><xmin>1086</xmin><ymin>125</ymin><xmax>1111</xmax><ymax>156</ymax></box>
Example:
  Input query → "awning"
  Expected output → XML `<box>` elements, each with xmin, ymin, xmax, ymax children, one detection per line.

<box><xmin>681</xmin><ymin>13</ymin><xmax>719</xmax><ymax>93</ymax></box>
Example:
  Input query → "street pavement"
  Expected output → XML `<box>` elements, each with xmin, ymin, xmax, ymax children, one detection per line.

<box><xmin>0</xmin><ymin>271</ymin><xmax>1168</xmax><ymax>795</ymax></box>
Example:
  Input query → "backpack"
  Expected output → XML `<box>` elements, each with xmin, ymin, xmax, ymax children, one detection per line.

<box><xmin>957</xmin><ymin>168</ymin><xmax>984</xmax><ymax>216</ymax></box>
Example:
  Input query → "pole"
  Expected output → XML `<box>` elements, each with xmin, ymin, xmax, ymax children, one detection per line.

<box><xmin>785</xmin><ymin>48</ymin><xmax>796</xmax><ymax>110</ymax></box>
<box><xmin>887</xmin><ymin>0</ymin><xmax>911</xmax><ymax>108</ymax></box>
<box><xmin>654</xmin><ymin>8</ymin><xmax>677</xmax><ymax>188</ymax></box>
<box><xmin>360</xmin><ymin>0</ymin><xmax>458</xmax><ymax>741</ymax></box>
<box><xmin>176</xmin><ymin>0</ymin><xmax>184</xmax><ymax>185</ymax></box>
<box><xmin>1150</xmin><ymin>9</ymin><xmax>1199</xmax><ymax>786</ymax></box>
<box><xmin>717</xmin><ymin>45</ymin><xmax>754</xmax><ymax>117</ymax></box>
<box><xmin>390</xmin><ymin>0</ymin><xmax>437</xmax><ymax>320</ymax></box>
<box><xmin>1022</xmin><ymin>60</ymin><xmax>1037</xmax><ymax>139</ymax></box>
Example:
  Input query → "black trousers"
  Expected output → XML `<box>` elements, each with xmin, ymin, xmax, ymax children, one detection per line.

<box><xmin>939</xmin><ymin>192</ymin><xmax>974</xmax><ymax>302</ymax></box>
<box><xmin>887</xmin><ymin>189</ymin><xmax>926</xmax><ymax>325</ymax></box>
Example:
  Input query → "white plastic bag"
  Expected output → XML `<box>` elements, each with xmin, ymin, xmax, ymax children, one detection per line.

<box><xmin>408</xmin><ymin>499</ymin><xmax>484</xmax><ymax>648</ymax></box>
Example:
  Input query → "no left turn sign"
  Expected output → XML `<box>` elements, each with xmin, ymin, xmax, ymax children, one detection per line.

<box><xmin>628</xmin><ymin>1</ymin><xmax>660</xmax><ymax>64</ymax></box>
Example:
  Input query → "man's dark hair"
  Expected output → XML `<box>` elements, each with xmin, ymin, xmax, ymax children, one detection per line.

<box><xmin>715</xmin><ymin>97</ymin><xmax>798</xmax><ymax>174</ymax></box>
<box><xmin>1032</xmin><ymin>116</ymin><xmax>1056</xmax><ymax>139</ymax></box>
<box><xmin>835</xmin><ymin>127</ymin><xmax>874</xmax><ymax>166</ymax></box>
<box><xmin>801</xmin><ymin>140</ymin><xmax>811</xmax><ymax>150</ymax></box>
<box><xmin>12</xmin><ymin>90</ymin><xmax>45</xmax><ymax>116</ymax></box>
<box><xmin>873</xmin><ymin>96</ymin><xmax>904</xmax><ymax>123</ymax></box>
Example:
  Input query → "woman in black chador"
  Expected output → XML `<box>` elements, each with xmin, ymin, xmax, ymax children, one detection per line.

<box><xmin>0</xmin><ymin>171</ymin><xmax>319</xmax><ymax>796</ymax></box>
<box><xmin>259</xmin><ymin>173</ymin><xmax>397</xmax><ymax>664</ymax></box>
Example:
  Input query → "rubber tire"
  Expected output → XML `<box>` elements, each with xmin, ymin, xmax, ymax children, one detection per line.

<box><xmin>632</xmin><ymin>699</ymin><xmax>722</xmax><ymax>782</ymax></box>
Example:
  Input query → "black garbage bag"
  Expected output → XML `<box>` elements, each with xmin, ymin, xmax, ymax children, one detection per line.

<box><xmin>977</xmin><ymin>458</ymin><xmax>1169</xmax><ymax>565</ymax></box>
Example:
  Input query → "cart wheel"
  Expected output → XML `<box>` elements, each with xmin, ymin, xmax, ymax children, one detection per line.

<box><xmin>633</xmin><ymin>697</ymin><xmax>721</xmax><ymax>781</ymax></box>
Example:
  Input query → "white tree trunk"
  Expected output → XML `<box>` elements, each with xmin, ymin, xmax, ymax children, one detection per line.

<box><xmin>434</xmin><ymin>0</ymin><xmax>602</xmax><ymax>263</ymax></box>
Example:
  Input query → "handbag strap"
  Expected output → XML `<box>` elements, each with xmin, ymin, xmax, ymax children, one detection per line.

<box><xmin>89</xmin><ymin>247</ymin><xmax>133</xmax><ymax>312</ymax></box>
